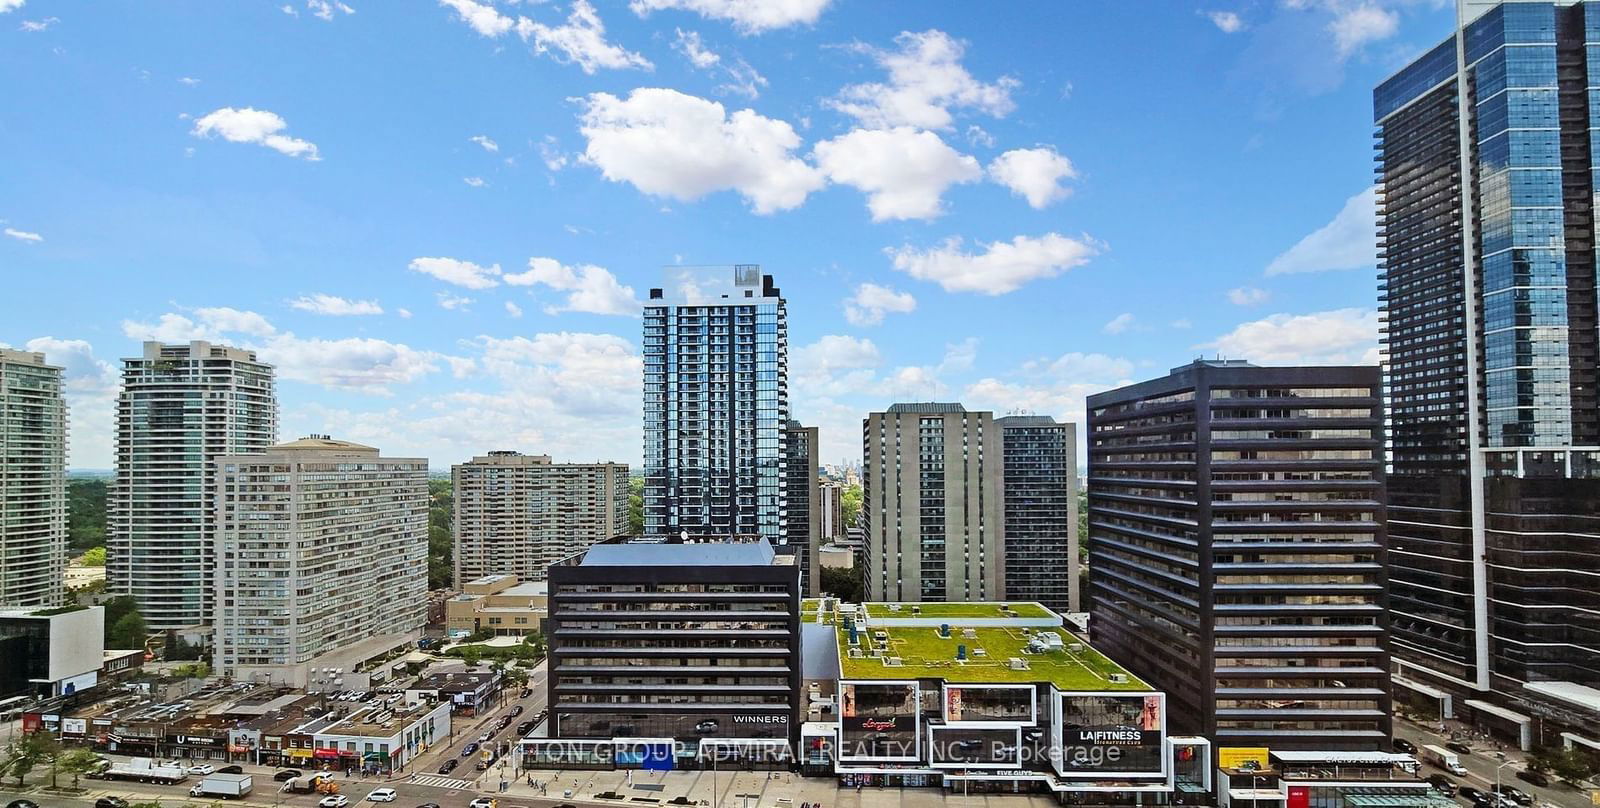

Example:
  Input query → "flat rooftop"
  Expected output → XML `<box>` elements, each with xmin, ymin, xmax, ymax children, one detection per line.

<box><xmin>581</xmin><ymin>541</ymin><xmax>776</xmax><ymax>567</ymax></box>
<box><xmin>863</xmin><ymin>602</ymin><xmax>1054</xmax><ymax>620</ymax></box>
<box><xmin>826</xmin><ymin>602</ymin><xmax>1147</xmax><ymax>692</ymax></box>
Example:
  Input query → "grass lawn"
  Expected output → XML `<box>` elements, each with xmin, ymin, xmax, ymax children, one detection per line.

<box><xmin>837</xmin><ymin>624</ymin><xmax>1147</xmax><ymax>691</ymax></box>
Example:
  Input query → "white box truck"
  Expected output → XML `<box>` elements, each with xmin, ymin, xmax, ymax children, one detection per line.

<box><xmin>102</xmin><ymin>757</ymin><xmax>189</xmax><ymax>784</ymax></box>
<box><xmin>190</xmin><ymin>772</ymin><xmax>253</xmax><ymax>799</ymax></box>
<box><xmin>1421</xmin><ymin>744</ymin><xmax>1468</xmax><ymax>776</ymax></box>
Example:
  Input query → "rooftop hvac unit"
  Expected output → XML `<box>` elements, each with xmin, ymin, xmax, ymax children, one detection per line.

<box><xmin>1008</xmin><ymin>657</ymin><xmax>1030</xmax><ymax>671</ymax></box>
<box><xmin>1107</xmin><ymin>673</ymin><xmax>1129</xmax><ymax>684</ymax></box>
<box><xmin>847</xmin><ymin>648</ymin><xmax>864</xmax><ymax>658</ymax></box>
<box><xmin>884</xmin><ymin>657</ymin><xmax>903</xmax><ymax>667</ymax></box>
<box><xmin>1068</xmin><ymin>643</ymin><xmax>1084</xmax><ymax>652</ymax></box>
<box><xmin>962</xmin><ymin>628</ymin><xmax>978</xmax><ymax>639</ymax></box>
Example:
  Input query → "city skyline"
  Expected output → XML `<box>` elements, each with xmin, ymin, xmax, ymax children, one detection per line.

<box><xmin>0</xmin><ymin>2</ymin><xmax>1452</xmax><ymax>471</ymax></box>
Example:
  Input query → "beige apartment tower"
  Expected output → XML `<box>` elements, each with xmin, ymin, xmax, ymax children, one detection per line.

<box><xmin>213</xmin><ymin>436</ymin><xmax>428</xmax><ymax>686</ymax></box>
<box><xmin>0</xmin><ymin>349</ymin><xmax>68</xmax><ymax>608</ymax></box>
<box><xmin>862</xmin><ymin>403</ymin><xmax>1004</xmax><ymax>602</ymax></box>
<box><xmin>451</xmin><ymin>451</ymin><xmax>628</xmax><ymax>588</ymax></box>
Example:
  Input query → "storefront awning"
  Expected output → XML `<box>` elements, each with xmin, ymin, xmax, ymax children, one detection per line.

<box><xmin>1343</xmin><ymin>794</ymin><xmax>1456</xmax><ymax>807</ymax></box>
<box><xmin>1463</xmin><ymin>699</ymin><xmax>1530</xmax><ymax>725</ymax></box>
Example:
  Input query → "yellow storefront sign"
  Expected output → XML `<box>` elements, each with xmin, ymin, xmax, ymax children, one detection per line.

<box><xmin>1217</xmin><ymin>747</ymin><xmax>1270</xmax><ymax>769</ymax></box>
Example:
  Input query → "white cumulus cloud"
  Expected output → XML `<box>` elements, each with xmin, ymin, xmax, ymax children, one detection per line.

<box><xmin>470</xmin><ymin>135</ymin><xmax>499</xmax><ymax>152</ymax></box>
<box><xmin>674</xmin><ymin>28</ymin><xmax>720</xmax><ymax>67</ymax></box>
<box><xmin>437</xmin><ymin>292</ymin><xmax>475</xmax><ymax>311</ymax></box>
<box><xmin>504</xmin><ymin>257</ymin><xmax>639</xmax><ymax>316</ymax></box>
<box><xmin>842</xmin><ymin>282</ymin><xmax>916</xmax><ymax>326</ymax></box>
<box><xmin>1207</xmin><ymin>10</ymin><xmax>1244</xmax><ymax>32</ymax></box>
<box><xmin>0</xmin><ymin>1</ymin><xmax>24</xmax><ymax>13</ymax></box>
<box><xmin>1227</xmin><ymin>286</ymin><xmax>1270</xmax><ymax>306</ymax></box>
<box><xmin>813</xmin><ymin>127</ymin><xmax>982</xmax><ymax>221</ymax></box>
<box><xmin>190</xmin><ymin>106</ymin><xmax>320</xmax><ymax>160</ymax></box>
<box><xmin>409</xmin><ymin>256</ymin><xmax>503</xmax><ymax>289</ymax></box>
<box><xmin>576</xmin><ymin>87</ymin><xmax>823</xmax><ymax>214</ymax></box>
<box><xmin>438</xmin><ymin>0</ymin><xmax>515</xmax><ymax>37</ymax></box>
<box><xmin>4</xmin><ymin>227</ymin><xmax>43</xmax><ymax>243</ymax></box>
<box><xmin>515</xmin><ymin>0</ymin><xmax>652</xmax><ymax>74</ymax></box>
<box><xmin>305</xmin><ymin>0</ymin><xmax>354</xmax><ymax>21</ymax></box>
<box><xmin>505</xmin><ymin>301</ymin><xmax>524</xmax><ymax>318</ymax></box>
<box><xmin>1329</xmin><ymin>3</ymin><xmax>1398</xmax><ymax>58</ymax></box>
<box><xmin>1200</xmin><ymin>307</ymin><xmax>1380</xmax><ymax>365</ymax></box>
<box><xmin>1102</xmin><ymin>313</ymin><xmax>1136</xmax><ymax>335</ymax></box>
<box><xmin>290</xmin><ymin>294</ymin><xmax>384</xmax><ymax>316</ymax></box>
<box><xmin>18</xmin><ymin>16</ymin><xmax>57</xmax><ymax>31</ymax></box>
<box><xmin>830</xmin><ymin>30</ymin><xmax>1017</xmax><ymax>130</ymax></box>
<box><xmin>628</xmin><ymin>0</ymin><xmax>832</xmax><ymax>34</ymax></box>
<box><xmin>1265</xmin><ymin>185</ymin><xmax>1376</xmax><ymax>275</ymax></box>
<box><xmin>988</xmin><ymin>147</ymin><xmax>1077</xmax><ymax>209</ymax></box>
<box><xmin>888</xmin><ymin>232</ymin><xmax>1103</xmax><ymax>295</ymax></box>
<box><xmin>463</xmin><ymin>176</ymin><xmax>487</xmax><ymax>187</ymax></box>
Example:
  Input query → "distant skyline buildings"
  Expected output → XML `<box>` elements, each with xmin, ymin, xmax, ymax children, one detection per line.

<box><xmin>642</xmin><ymin>266</ymin><xmax>789</xmax><ymax>541</ymax></box>
<box><xmin>0</xmin><ymin>349</ymin><xmax>68</xmax><ymax>608</ymax></box>
<box><xmin>110</xmin><ymin>341</ymin><xmax>277</xmax><ymax>631</ymax></box>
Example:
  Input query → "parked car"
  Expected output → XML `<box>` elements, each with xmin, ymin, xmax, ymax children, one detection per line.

<box><xmin>437</xmin><ymin>758</ymin><xmax>459</xmax><ymax>774</ymax></box>
<box><xmin>7</xmin><ymin>800</ymin><xmax>41</xmax><ymax>808</ymax></box>
<box><xmin>94</xmin><ymin>798</ymin><xmax>129</xmax><ymax>808</ymax></box>
<box><xmin>1446</xmin><ymin>741</ymin><xmax>1473</xmax><ymax>756</ymax></box>
<box><xmin>510</xmin><ymin>705</ymin><xmax>524</xmax><ymax>717</ymax></box>
<box><xmin>469</xmin><ymin>800</ymin><xmax>496</xmax><ymax>808</ymax></box>
<box><xmin>520</xmin><ymin>688</ymin><xmax>532</xmax><ymax>699</ymax></box>
<box><xmin>217</xmin><ymin>765</ymin><xmax>244</xmax><ymax>774</ymax></box>
<box><xmin>1491</xmin><ymin>784</ymin><xmax>1532</xmax><ymax>806</ymax></box>
<box><xmin>275</xmin><ymin>769</ymin><xmax>303</xmax><ymax>781</ymax></box>
<box><xmin>1424</xmin><ymin>774</ymin><xmax>1455</xmax><ymax>796</ymax></box>
<box><xmin>186</xmin><ymin>763</ymin><xmax>215</xmax><ymax>775</ymax></box>
<box><xmin>365</xmin><ymin>788</ymin><xmax>398</xmax><ymax>803</ymax></box>
<box><xmin>517</xmin><ymin>720</ymin><xmax>535</xmax><ymax>735</ymax></box>
<box><xmin>415</xmin><ymin>804</ymin><xmax>441</xmax><ymax>808</ymax></box>
<box><xmin>1458</xmin><ymin>785</ymin><xmax>1486</xmax><ymax>802</ymax></box>
<box><xmin>1514</xmin><ymin>769</ymin><xmax>1549</xmax><ymax>788</ymax></box>
<box><xmin>319</xmin><ymin>797</ymin><xmax>350</xmax><ymax>808</ymax></box>
<box><xmin>1393</xmin><ymin>738</ymin><xmax>1417</xmax><ymax>754</ymax></box>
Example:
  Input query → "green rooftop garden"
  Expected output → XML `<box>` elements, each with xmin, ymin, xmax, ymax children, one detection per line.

<box><xmin>863</xmin><ymin>602</ymin><xmax>1054</xmax><ymax>620</ymax></box>
<box><xmin>836</xmin><ymin>622</ymin><xmax>1148</xmax><ymax>691</ymax></box>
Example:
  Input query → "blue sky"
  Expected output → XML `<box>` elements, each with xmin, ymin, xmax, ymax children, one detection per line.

<box><xmin>0</xmin><ymin>0</ymin><xmax>1453</xmax><ymax>469</ymax></box>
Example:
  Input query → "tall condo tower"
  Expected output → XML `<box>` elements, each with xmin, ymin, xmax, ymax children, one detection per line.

<box><xmin>643</xmin><ymin>266</ymin><xmax>788</xmax><ymax>542</ymax></box>
<box><xmin>110</xmin><ymin>341</ymin><xmax>276</xmax><ymax>631</ymax></box>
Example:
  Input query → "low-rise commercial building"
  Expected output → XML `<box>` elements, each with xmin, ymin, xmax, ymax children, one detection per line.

<box><xmin>802</xmin><ymin>599</ymin><xmax>1208</xmax><ymax>805</ymax></box>
<box><xmin>406</xmin><ymin>670</ymin><xmax>502</xmax><ymax>717</ymax></box>
<box><xmin>445</xmin><ymin>574</ymin><xmax>548</xmax><ymax>637</ymax></box>
<box><xmin>1214</xmin><ymin>750</ymin><xmax>1440</xmax><ymax>808</ymax></box>
<box><xmin>308</xmin><ymin>699</ymin><xmax>452</xmax><ymax>774</ymax></box>
<box><xmin>0</xmin><ymin>606</ymin><xmax>104</xmax><ymax>700</ymax></box>
<box><xmin>523</xmin><ymin>538</ymin><xmax>803</xmax><ymax>771</ymax></box>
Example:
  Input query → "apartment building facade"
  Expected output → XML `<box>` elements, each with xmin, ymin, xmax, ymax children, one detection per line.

<box><xmin>451</xmin><ymin>451</ymin><xmax>627</xmax><ymax>588</ymax></box>
<box><xmin>0</xmin><ymin>349</ymin><xmax>67</xmax><ymax>608</ymax></box>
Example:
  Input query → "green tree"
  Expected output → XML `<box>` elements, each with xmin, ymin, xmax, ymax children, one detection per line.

<box><xmin>522</xmin><ymin>629</ymin><xmax>547</xmax><ymax>657</ymax></box>
<box><xmin>80</xmin><ymin>546</ymin><xmax>106</xmax><ymax>566</ymax></box>
<box><xmin>67</xmin><ymin>477</ymin><xmax>108</xmax><ymax>552</ymax></box>
<box><xmin>459</xmin><ymin>645</ymin><xmax>483</xmax><ymax>667</ymax></box>
<box><xmin>627</xmin><ymin>475</ymin><xmax>644</xmax><ymax>535</ymax></box>
<box><xmin>428</xmin><ymin>479</ymin><xmax>453</xmax><ymax>589</ymax></box>
<box><xmin>819</xmin><ymin>566</ymin><xmax>863</xmax><ymax>602</ymax></box>
<box><xmin>56</xmin><ymin>746</ymin><xmax>102</xmax><ymax>788</ymax></box>
<box><xmin>108</xmin><ymin>609</ymin><xmax>149</xmax><ymax>650</ymax></box>
<box><xmin>840</xmin><ymin>483</ymin><xmax>862</xmax><ymax>527</ymax></box>
<box><xmin>3</xmin><ymin>731</ymin><xmax>57</xmax><ymax>787</ymax></box>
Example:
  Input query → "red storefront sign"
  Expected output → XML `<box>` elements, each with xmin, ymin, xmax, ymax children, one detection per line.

<box><xmin>20</xmin><ymin>714</ymin><xmax>42</xmax><ymax>734</ymax></box>
<box><xmin>1287</xmin><ymin>785</ymin><xmax>1309</xmax><ymax>808</ymax></box>
<box><xmin>314</xmin><ymin>748</ymin><xmax>342</xmax><ymax>760</ymax></box>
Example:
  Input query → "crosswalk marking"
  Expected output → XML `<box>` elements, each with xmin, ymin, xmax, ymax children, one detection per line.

<box><xmin>409</xmin><ymin>774</ymin><xmax>476</xmax><ymax>790</ymax></box>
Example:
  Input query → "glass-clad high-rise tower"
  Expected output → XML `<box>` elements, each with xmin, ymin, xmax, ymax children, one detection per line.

<box><xmin>111</xmin><ymin>341</ymin><xmax>277</xmax><ymax>631</ymax></box>
<box><xmin>1376</xmin><ymin>0</ymin><xmax>1600</xmax><ymax>748</ymax></box>
<box><xmin>643</xmin><ymin>267</ymin><xmax>788</xmax><ymax>542</ymax></box>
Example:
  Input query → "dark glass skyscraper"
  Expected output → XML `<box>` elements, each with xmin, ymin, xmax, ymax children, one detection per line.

<box><xmin>1377</xmin><ymin>0</ymin><xmax>1600</xmax><ymax>746</ymax></box>
<box><xmin>996</xmin><ymin>415</ymin><xmax>1079</xmax><ymax>612</ymax></box>
<box><xmin>1086</xmin><ymin>361</ymin><xmax>1391</xmax><ymax>751</ymax></box>
<box><xmin>643</xmin><ymin>267</ymin><xmax>788</xmax><ymax>542</ymax></box>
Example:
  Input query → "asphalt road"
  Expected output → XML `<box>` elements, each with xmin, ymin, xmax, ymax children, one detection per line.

<box><xmin>1396</xmin><ymin>723</ymin><xmax>1597</xmax><ymax>808</ymax></box>
<box><xmin>0</xmin><ymin>663</ymin><xmax>551</xmax><ymax>808</ymax></box>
